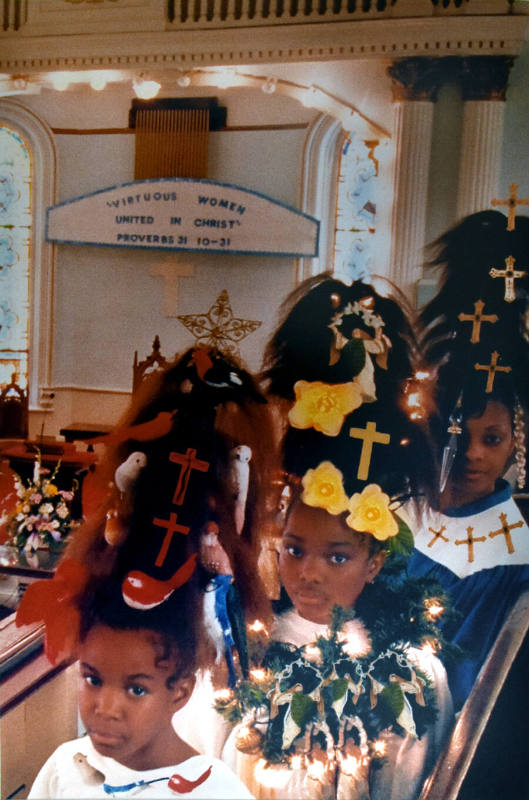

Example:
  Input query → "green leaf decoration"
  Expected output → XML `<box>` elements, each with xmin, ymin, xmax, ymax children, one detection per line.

<box><xmin>338</xmin><ymin>338</ymin><xmax>366</xmax><ymax>378</ymax></box>
<box><xmin>386</xmin><ymin>517</ymin><xmax>414</xmax><ymax>558</ymax></box>
<box><xmin>381</xmin><ymin>683</ymin><xmax>404</xmax><ymax>718</ymax></box>
<box><xmin>290</xmin><ymin>692</ymin><xmax>317</xmax><ymax>728</ymax></box>
<box><xmin>332</xmin><ymin>678</ymin><xmax>349</xmax><ymax>701</ymax></box>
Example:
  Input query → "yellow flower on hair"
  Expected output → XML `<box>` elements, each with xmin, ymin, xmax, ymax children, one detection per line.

<box><xmin>301</xmin><ymin>462</ymin><xmax>349</xmax><ymax>515</ymax></box>
<box><xmin>346</xmin><ymin>483</ymin><xmax>398</xmax><ymax>541</ymax></box>
<box><xmin>44</xmin><ymin>483</ymin><xmax>59</xmax><ymax>497</ymax></box>
<box><xmin>288</xmin><ymin>380</ymin><xmax>363</xmax><ymax>437</ymax></box>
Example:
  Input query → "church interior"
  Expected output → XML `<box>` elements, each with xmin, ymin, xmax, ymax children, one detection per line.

<box><xmin>1</xmin><ymin>1</ymin><xmax>529</xmax><ymax>798</ymax></box>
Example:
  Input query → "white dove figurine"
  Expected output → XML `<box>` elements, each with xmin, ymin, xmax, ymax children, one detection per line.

<box><xmin>228</xmin><ymin>445</ymin><xmax>252</xmax><ymax>535</ymax></box>
<box><xmin>114</xmin><ymin>451</ymin><xmax>147</xmax><ymax>494</ymax></box>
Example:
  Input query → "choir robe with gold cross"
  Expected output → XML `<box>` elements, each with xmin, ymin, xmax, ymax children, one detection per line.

<box><xmin>400</xmin><ymin>480</ymin><xmax>529</xmax><ymax>711</ymax></box>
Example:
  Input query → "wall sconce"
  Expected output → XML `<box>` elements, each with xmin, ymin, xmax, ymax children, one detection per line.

<box><xmin>50</xmin><ymin>72</ymin><xmax>72</xmax><ymax>91</ymax></box>
<box><xmin>89</xmin><ymin>72</ymin><xmax>108</xmax><ymax>91</ymax></box>
<box><xmin>133</xmin><ymin>75</ymin><xmax>161</xmax><ymax>99</ymax></box>
<box><xmin>177</xmin><ymin>72</ymin><xmax>191</xmax><ymax>87</ymax></box>
<box><xmin>262</xmin><ymin>76</ymin><xmax>277</xmax><ymax>95</ymax></box>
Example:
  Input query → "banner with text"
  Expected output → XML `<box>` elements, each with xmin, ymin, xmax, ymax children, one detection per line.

<box><xmin>46</xmin><ymin>178</ymin><xmax>319</xmax><ymax>257</ymax></box>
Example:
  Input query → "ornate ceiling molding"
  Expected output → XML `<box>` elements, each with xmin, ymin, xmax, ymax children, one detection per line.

<box><xmin>0</xmin><ymin>16</ymin><xmax>528</xmax><ymax>74</ymax></box>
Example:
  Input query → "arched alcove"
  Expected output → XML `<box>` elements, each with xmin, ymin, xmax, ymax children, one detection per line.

<box><xmin>0</xmin><ymin>99</ymin><xmax>56</xmax><ymax>413</ymax></box>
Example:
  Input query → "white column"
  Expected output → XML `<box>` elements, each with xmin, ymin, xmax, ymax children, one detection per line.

<box><xmin>389</xmin><ymin>100</ymin><xmax>435</xmax><ymax>302</ymax></box>
<box><xmin>456</xmin><ymin>100</ymin><xmax>505</xmax><ymax>219</ymax></box>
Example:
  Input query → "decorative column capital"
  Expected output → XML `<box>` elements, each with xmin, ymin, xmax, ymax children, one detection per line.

<box><xmin>388</xmin><ymin>58</ymin><xmax>446</xmax><ymax>102</ymax></box>
<box><xmin>459</xmin><ymin>56</ymin><xmax>515</xmax><ymax>101</ymax></box>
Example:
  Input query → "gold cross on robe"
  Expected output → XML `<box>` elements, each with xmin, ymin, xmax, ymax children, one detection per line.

<box><xmin>458</xmin><ymin>299</ymin><xmax>498</xmax><ymax>344</ymax></box>
<box><xmin>455</xmin><ymin>526</ymin><xmax>486</xmax><ymax>563</ymax></box>
<box><xmin>489</xmin><ymin>512</ymin><xmax>524</xmax><ymax>555</ymax></box>
<box><xmin>427</xmin><ymin>525</ymin><xmax>449</xmax><ymax>548</ymax></box>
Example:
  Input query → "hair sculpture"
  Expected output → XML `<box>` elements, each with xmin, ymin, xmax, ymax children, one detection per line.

<box><xmin>16</xmin><ymin>346</ymin><xmax>276</xmax><ymax>672</ymax></box>
<box><xmin>262</xmin><ymin>272</ymin><xmax>435</xmax><ymax>502</ymax></box>
<box><xmin>418</xmin><ymin>209</ymin><xmax>529</xmax><ymax>490</ymax></box>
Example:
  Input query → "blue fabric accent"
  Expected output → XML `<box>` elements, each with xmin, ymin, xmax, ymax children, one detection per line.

<box><xmin>212</xmin><ymin>574</ymin><xmax>237</xmax><ymax>687</ymax></box>
<box><xmin>442</xmin><ymin>479</ymin><xmax>511</xmax><ymax>518</ymax></box>
<box><xmin>103</xmin><ymin>777</ymin><xmax>168</xmax><ymax>793</ymax></box>
<box><xmin>407</xmin><ymin>547</ymin><xmax>529</xmax><ymax>710</ymax></box>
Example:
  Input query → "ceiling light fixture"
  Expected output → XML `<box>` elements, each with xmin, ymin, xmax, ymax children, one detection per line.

<box><xmin>133</xmin><ymin>75</ymin><xmax>161</xmax><ymax>100</ymax></box>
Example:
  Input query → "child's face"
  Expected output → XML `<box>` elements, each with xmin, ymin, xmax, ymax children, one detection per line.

<box><xmin>451</xmin><ymin>401</ymin><xmax>514</xmax><ymax>504</ymax></box>
<box><xmin>78</xmin><ymin>624</ymin><xmax>193</xmax><ymax>771</ymax></box>
<box><xmin>279</xmin><ymin>501</ymin><xmax>385</xmax><ymax>625</ymax></box>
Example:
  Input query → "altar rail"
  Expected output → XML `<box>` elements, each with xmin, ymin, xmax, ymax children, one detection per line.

<box><xmin>0</xmin><ymin>0</ymin><xmax>525</xmax><ymax>34</ymax></box>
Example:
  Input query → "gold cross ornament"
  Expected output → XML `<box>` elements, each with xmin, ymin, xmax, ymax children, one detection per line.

<box><xmin>491</xmin><ymin>183</ymin><xmax>529</xmax><ymax>231</ymax></box>
<box><xmin>458</xmin><ymin>299</ymin><xmax>498</xmax><ymax>344</ymax></box>
<box><xmin>474</xmin><ymin>351</ymin><xmax>511</xmax><ymax>393</ymax></box>
<box><xmin>427</xmin><ymin>525</ymin><xmax>449</xmax><ymax>548</ymax></box>
<box><xmin>349</xmin><ymin>420</ymin><xmax>391</xmax><ymax>481</ymax></box>
<box><xmin>455</xmin><ymin>526</ymin><xmax>486</xmax><ymax>563</ymax></box>
<box><xmin>489</xmin><ymin>255</ymin><xmax>527</xmax><ymax>303</ymax></box>
<box><xmin>489</xmin><ymin>512</ymin><xmax>524</xmax><ymax>555</ymax></box>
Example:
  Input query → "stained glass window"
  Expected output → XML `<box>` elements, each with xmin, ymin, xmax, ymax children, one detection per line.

<box><xmin>333</xmin><ymin>133</ymin><xmax>378</xmax><ymax>284</ymax></box>
<box><xmin>0</xmin><ymin>125</ymin><xmax>31</xmax><ymax>391</ymax></box>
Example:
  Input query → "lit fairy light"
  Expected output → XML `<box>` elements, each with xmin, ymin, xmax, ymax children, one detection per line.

<box><xmin>424</xmin><ymin>597</ymin><xmax>444</xmax><ymax>620</ymax></box>
<box><xmin>254</xmin><ymin>759</ymin><xmax>291</xmax><ymax>789</ymax></box>
<box><xmin>249</xmin><ymin>668</ymin><xmax>268</xmax><ymax>683</ymax></box>
<box><xmin>248</xmin><ymin>619</ymin><xmax>267</xmax><ymax>634</ymax></box>
<box><xmin>401</xmin><ymin>369</ymin><xmax>436</xmax><ymax>422</ymax></box>
<box><xmin>373</xmin><ymin>739</ymin><xmax>387</xmax><ymax>756</ymax></box>
<box><xmin>290</xmin><ymin>754</ymin><xmax>303</xmax><ymax>770</ymax></box>
<box><xmin>340</xmin><ymin>755</ymin><xmax>361</xmax><ymax>777</ymax></box>
<box><xmin>303</xmin><ymin>644</ymin><xmax>323</xmax><ymax>665</ymax></box>
<box><xmin>306</xmin><ymin>759</ymin><xmax>326</xmax><ymax>782</ymax></box>
<box><xmin>421</xmin><ymin>638</ymin><xmax>440</xmax><ymax>656</ymax></box>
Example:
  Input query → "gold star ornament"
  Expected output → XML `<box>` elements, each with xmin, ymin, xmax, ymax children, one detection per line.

<box><xmin>177</xmin><ymin>290</ymin><xmax>262</xmax><ymax>356</ymax></box>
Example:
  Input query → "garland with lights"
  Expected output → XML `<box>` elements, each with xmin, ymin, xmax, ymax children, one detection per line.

<box><xmin>215</xmin><ymin>565</ymin><xmax>459</xmax><ymax>776</ymax></box>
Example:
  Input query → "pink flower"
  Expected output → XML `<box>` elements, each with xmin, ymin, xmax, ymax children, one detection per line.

<box><xmin>30</xmin><ymin>493</ymin><xmax>42</xmax><ymax>504</ymax></box>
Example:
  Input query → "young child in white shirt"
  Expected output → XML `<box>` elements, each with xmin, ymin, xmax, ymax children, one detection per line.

<box><xmin>28</xmin><ymin>577</ymin><xmax>254</xmax><ymax>799</ymax></box>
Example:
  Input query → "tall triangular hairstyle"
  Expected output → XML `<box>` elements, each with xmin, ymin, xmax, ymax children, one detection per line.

<box><xmin>262</xmin><ymin>272</ymin><xmax>436</xmax><ymax>501</ymax></box>
<box><xmin>419</xmin><ymin>210</ymin><xmax>529</xmax><ymax>472</ymax></box>
<box><xmin>17</xmin><ymin>346</ymin><xmax>277</xmax><ymax>668</ymax></box>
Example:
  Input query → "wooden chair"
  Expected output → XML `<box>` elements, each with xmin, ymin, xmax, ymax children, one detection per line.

<box><xmin>418</xmin><ymin>590</ymin><xmax>529</xmax><ymax>800</ymax></box>
<box><xmin>132</xmin><ymin>335</ymin><xmax>169</xmax><ymax>393</ymax></box>
<box><xmin>0</xmin><ymin>374</ymin><xmax>28</xmax><ymax>440</ymax></box>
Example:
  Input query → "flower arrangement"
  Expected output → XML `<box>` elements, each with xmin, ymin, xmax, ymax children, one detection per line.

<box><xmin>6</xmin><ymin>452</ymin><xmax>79</xmax><ymax>552</ymax></box>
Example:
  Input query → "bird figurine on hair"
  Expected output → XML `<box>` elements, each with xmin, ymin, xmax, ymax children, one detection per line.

<box><xmin>228</xmin><ymin>445</ymin><xmax>252</xmax><ymax>535</ymax></box>
<box><xmin>199</xmin><ymin>521</ymin><xmax>248</xmax><ymax>688</ymax></box>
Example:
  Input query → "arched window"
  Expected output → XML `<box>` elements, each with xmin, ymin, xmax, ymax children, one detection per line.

<box><xmin>299</xmin><ymin>113</ymin><xmax>382</xmax><ymax>286</ymax></box>
<box><xmin>0</xmin><ymin>124</ymin><xmax>31</xmax><ymax>391</ymax></box>
<box><xmin>332</xmin><ymin>134</ymin><xmax>378</xmax><ymax>284</ymax></box>
<box><xmin>0</xmin><ymin>100</ymin><xmax>56</xmax><ymax>416</ymax></box>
